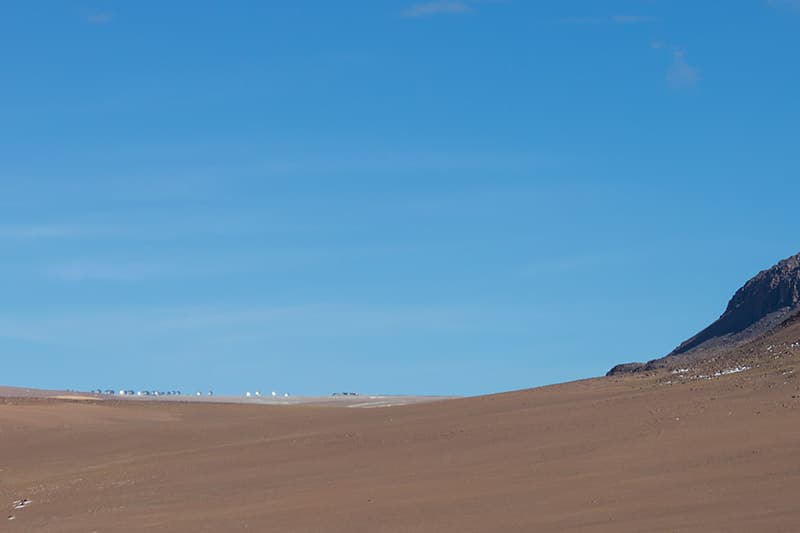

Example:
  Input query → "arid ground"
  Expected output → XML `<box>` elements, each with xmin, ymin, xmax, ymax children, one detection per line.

<box><xmin>2</xmin><ymin>349</ymin><xmax>799</xmax><ymax>532</ymax></box>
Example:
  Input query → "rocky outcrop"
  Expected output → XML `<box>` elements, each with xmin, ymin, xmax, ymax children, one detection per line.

<box><xmin>670</xmin><ymin>252</ymin><xmax>800</xmax><ymax>355</ymax></box>
<box><xmin>606</xmin><ymin>362</ymin><xmax>645</xmax><ymax>377</ymax></box>
<box><xmin>608</xmin><ymin>251</ymin><xmax>800</xmax><ymax>375</ymax></box>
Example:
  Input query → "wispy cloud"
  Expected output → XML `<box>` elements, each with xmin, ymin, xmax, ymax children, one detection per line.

<box><xmin>0</xmin><ymin>303</ymin><xmax>532</xmax><ymax>347</ymax></box>
<box><xmin>37</xmin><ymin>249</ymin><xmax>322</xmax><ymax>283</ymax></box>
<box><xmin>667</xmin><ymin>48</ymin><xmax>699</xmax><ymax>89</ymax></box>
<box><xmin>767</xmin><ymin>0</ymin><xmax>800</xmax><ymax>11</ymax></box>
<box><xmin>42</xmin><ymin>261</ymin><xmax>172</xmax><ymax>283</ymax></box>
<box><xmin>559</xmin><ymin>16</ymin><xmax>603</xmax><ymax>24</ymax></box>
<box><xmin>650</xmin><ymin>41</ymin><xmax>700</xmax><ymax>90</ymax></box>
<box><xmin>86</xmin><ymin>12</ymin><xmax>113</xmax><ymax>24</ymax></box>
<box><xmin>560</xmin><ymin>15</ymin><xmax>658</xmax><ymax>25</ymax></box>
<box><xmin>520</xmin><ymin>251</ymin><xmax>635</xmax><ymax>277</ymax></box>
<box><xmin>403</xmin><ymin>1</ymin><xmax>475</xmax><ymax>18</ymax></box>
<box><xmin>0</xmin><ymin>211</ymin><xmax>308</xmax><ymax>243</ymax></box>
<box><xmin>612</xmin><ymin>15</ymin><xmax>657</xmax><ymax>24</ymax></box>
<box><xmin>0</xmin><ymin>224</ymin><xmax>88</xmax><ymax>240</ymax></box>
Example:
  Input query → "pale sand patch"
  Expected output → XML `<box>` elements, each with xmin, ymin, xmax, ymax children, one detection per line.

<box><xmin>50</xmin><ymin>395</ymin><xmax>96</xmax><ymax>401</ymax></box>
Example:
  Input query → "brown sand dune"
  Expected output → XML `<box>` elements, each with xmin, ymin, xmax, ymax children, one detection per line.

<box><xmin>2</xmin><ymin>346</ymin><xmax>799</xmax><ymax>533</ymax></box>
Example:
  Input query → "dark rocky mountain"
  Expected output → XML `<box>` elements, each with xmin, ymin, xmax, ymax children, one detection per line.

<box><xmin>608</xmin><ymin>251</ymin><xmax>800</xmax><ymax>376</ymax></box>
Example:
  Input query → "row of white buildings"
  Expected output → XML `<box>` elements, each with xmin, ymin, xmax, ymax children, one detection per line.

<box><xmin>245</xmin><ymin>391</ymin><xmax>290</xmax><ymax>398</ymax></box>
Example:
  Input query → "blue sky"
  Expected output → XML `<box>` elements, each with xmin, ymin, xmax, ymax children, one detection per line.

<box><xmin>1</xmin><ymin>0</ymin><xmax>798</xmax><ymax>396</ymax></box>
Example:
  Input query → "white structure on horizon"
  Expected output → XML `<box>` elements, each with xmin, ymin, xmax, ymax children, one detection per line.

<box><xmin>271</xmin><ymin>391</ymin><xmax>277</xmax><ymax>398</ymax></box>
<box><xmin>284</xmin><ymin>392</ymin><xmax>289</xmax><ymax>398</ymax></box>
<box><xmin>255</xmin><ymin>391</ymin><xmax>262</xmax><ymax>397</ymax></box>
<box><xmin>245</xmin><ymin>391</ymin><xmax>252</xmax><ymax>398</ymax></box>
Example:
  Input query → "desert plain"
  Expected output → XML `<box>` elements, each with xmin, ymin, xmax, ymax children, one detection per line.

<box><xmin>2</xmin><ymin>343</ymin><xmax>799</xmax><ymax>533</ymax></box>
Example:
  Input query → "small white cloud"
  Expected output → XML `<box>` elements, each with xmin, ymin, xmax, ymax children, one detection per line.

<box><xmin>87</xmin><ymin>12</ymin><xmax>113</xmax><ymax>24</ymax></box>
<box><xmin>403</xmin><ymin>1</ymin><xmax>474</xmax><ymax>18</ymax></box>
<box><xmin>667</xmin><ymin>48</ymin><xmax>699</xmax><ymax>89</ymax></box>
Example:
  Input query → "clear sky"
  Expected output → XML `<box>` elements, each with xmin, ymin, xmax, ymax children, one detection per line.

<box><xmin>1</xmin><ymin>0</ymin><xmax>798</xmax><ymax>396</ymax></box>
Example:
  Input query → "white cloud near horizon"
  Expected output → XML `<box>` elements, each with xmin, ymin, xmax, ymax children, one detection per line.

<box><xmin>403</xmin><ymin>1</ymin><xmax>475</xmax><ymax>18</ymax></box>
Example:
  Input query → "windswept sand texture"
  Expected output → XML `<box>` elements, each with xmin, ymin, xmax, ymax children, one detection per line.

<box><xmin>2</xmin><ymin>348</ymin><xmax>800</xmax><ymax>533</ymax></box>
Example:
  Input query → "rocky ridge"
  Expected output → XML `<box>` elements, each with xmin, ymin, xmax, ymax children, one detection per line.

<box><xmin>608</xmin><ymin>251</ymin><xmax>800</xmax><ymax>376</ymax></box>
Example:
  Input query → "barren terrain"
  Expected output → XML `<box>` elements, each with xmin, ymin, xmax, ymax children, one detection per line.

<box><xmin>2</xmin><ymin>342</ymin><xmax>800</xmax><ymax>532</ymax></box>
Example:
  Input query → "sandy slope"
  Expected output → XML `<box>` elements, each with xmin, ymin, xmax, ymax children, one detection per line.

<box><xmin>1</xmin><ymin>357</ymin><xmax>799</xmax><ymax>532</ymax></box>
